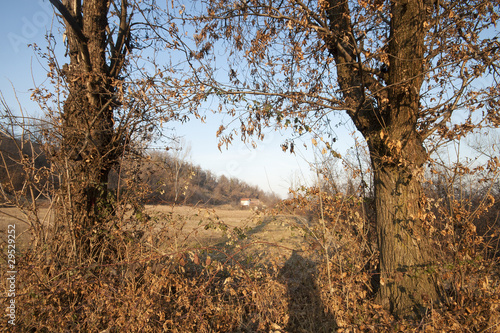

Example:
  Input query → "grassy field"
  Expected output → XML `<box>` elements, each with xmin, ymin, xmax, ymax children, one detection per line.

<box><xmin>138</xmin><ymin>204</ymin><xmax>311</xmax><ymax>266</ymax></box>
<box><xmin>0</xmin><ymin>205</ymin><xmax>52</xmax><ymax>252</ymax></box>
<box><xmin>2</xmin><ymin>203</ymin><xmax>498</xmax><ymax>332</ymax></box>
<box><xmin>0</xmin><ymin>204</ymin><xmax>309</xmax><ymax>260</ymax></box>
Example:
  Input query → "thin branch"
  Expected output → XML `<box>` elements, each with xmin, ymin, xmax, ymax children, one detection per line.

<box><xmin>48</xmin><ymin>0</ymin><xmax>92</xmax><ymax>72</ymax></box>
<box><xmin>48</xmin><ymin>0</ymin><xmax>87</xmax><ymax>44</ymax></box>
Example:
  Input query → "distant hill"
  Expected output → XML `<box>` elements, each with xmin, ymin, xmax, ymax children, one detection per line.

<box><xmin>109</xmin><ymin>150</ymin><xmax>281</xmax><ymax>207</ymax></box>
<box><xmin>0</xmin><ymin>132</ymin><xmax>279</xmax><ymax>207</ymax></box>
<box><xmin>0</xmin><ymin>132</ymin><xmax>49</xmax><ymax>200</ymax></box>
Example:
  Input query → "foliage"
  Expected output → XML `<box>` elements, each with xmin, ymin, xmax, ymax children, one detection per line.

<box><xmin>276</xmin><ymin>163</ymin><xmax>500</xmax><ymax>331</ymax></box>
<box><xmin>2</xmin><ymin>156</ymin><xmax>498</xmax><ymax>332</ymax></box>
<box><xmin>1</xmin><ymin>0</ymin><xmax>500</xmax><ymax>329</ymax></box>
<box><xmin>177</xmin><ymin>0</ymin><xmax>500</xmax><ymax>316</ymax></box>
<box><xmin>24</xmin><ymin>0</ymin><xmax>207</xmax><ymax>261</ymax></box>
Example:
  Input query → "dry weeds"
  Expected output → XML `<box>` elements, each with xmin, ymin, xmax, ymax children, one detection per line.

<box><xmin>1</xmin><ymin>197</ymin><xmax>499</xmax><ymax>332</ymax></box>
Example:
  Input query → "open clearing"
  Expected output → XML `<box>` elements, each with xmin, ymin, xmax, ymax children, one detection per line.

<box><xmin>0</xmin><ymin>204</ymin><xmax>310</xmax><ymax>262</ymax></box>
<box><xmin>138</xmin><ymin>205</ymin><xmax>312</xmax><ymax>268</ymax></box>
<box><xmin>0</xmin><ymin>205</ymin><xmax>52</xmax><ymax>252</ymax></box>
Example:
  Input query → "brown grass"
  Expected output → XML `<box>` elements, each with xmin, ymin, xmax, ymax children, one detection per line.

<box><xmin>0</xmin><ymin>206</ymin><xmax>51</xmax><ymax>253</ymax></box>
<box><xmin>1</xmin><ymin>199</ymin><xmax>499</xmax><ymax>332</ymax></box>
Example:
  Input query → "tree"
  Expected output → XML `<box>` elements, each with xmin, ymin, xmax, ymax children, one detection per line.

<box><xmin>168</xmin><ymin>138</ymin><xmax>192</xmax><ymax>203</ymax></box>
<box><xmin>33</xmin><ymin>0</ymin><xmax>196</xmax><ymax>260</ymax></box>
<box><xmin>184</xmin><ymin>0</ymin><xmax>500</xmax><ymax>317</ymax></box>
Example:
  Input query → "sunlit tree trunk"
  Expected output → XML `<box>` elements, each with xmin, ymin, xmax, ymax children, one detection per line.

<box><xmin>371</xmin><ymin>1</ymin><xmax>438</xmax><ymax>314</ymax></box>
<box><xmin>50</xmin><ymin>0</ymin><xmax>128</xmax><ymax>259</ymax></box>
<box><xmin>326</xmin><ymin>0</ymin><xmax>438</xmax><ymax>316</ymax></box>
<box><xmin>368</xmin><ymin>120</ymin><xmax>437</xmax><ymax>317</ymax></box>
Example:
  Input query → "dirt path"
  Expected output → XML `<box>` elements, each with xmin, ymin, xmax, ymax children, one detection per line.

<box><xmin>0</xmin><ymin>204</ymin><xmax>311</xmax><ymax>265</ymax></box>
<box><xmin>140</xmin><ymin>205</ymin><xmax>312</xmax><ymax>266</ymax></box>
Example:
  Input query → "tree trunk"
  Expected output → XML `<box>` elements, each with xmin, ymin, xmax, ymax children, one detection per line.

<box><xmin>324</xmin><ymin>0</ymin><xmax>438</xmax><ymax>317</ymax></box>
<box><xmin>370</xmin><ymin>0</ymin><xmax>438</xmax><ymax>316</ymax></box>
<box><xmin>54</xmin><ymin>0</ymin><xmax>119</xmax><ymax>260</ymax></box>
<box><xmin>369</xmin><ymin>131</ymin><xmax>437</xmax><ymax>317</ymax></box>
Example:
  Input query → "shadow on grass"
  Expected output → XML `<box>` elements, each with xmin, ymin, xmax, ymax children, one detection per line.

<box><xmin>280</xmin><ymin>250</ymin><xmax>337</xmax><ymax>333</ymax></box>
<box><xmin>245</xmin><ymin>215</ymin><xmax>308</xmax><ymax>238</ymax></box>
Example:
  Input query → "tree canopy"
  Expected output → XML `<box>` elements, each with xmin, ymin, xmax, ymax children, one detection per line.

<box><xmin>181</xmin><ymin>0</ymin><xmax>499</xmax><ymax>142</ymax></box>
<box><xmin>175</xmin><ymin>0</ymin><xmax>500</xmax><ymax>317</ymax></box>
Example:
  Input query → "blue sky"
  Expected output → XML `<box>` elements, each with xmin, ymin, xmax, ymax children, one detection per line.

<box><xmin>1</xmin><ymin>1</ymin><xmax>497</xmax><ymax>199</ymax></box>
<box><xmin>0</xmin><ymin>0</ymin><xmax>359</xmax><ymax>198</ymax></box>
<box><xmin>1</xmin><ymin>0</ymin><xmax>55</xmax><ymax>110</ymax></box>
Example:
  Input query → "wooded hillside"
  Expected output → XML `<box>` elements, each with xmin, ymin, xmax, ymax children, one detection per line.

<box><xmin>0</xmin><ymin>132</ymin><xmax>279</xmax><ymax>207</ymax></box>
<box><xmin>0</xmin><ymin>132</ymin><xmax>50</xmax><ymax>203</ymax></box>
<box><xmin>110</xmin><ymin>150</ymin><xmax>280</xmax><ymax>207</ymax></box>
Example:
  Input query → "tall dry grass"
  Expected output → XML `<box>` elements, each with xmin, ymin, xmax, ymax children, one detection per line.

<box><xmin>0</xmin><ymin>131</ymin><xmax>499</xmax><ymax>331</ymax></box>
<box><xmin>1</xmin><ymin>187</ymin><xmax>499</xmax><ymax>332</ymax></box>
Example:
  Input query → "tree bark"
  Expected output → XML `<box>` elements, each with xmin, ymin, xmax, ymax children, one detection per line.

<box><xmin>325</xmin><ymin>0</ymin><xmax>438</xmax><ymax>317</ymax></box>
<box><xmin>369</xmin><ymin>130</ymin><xmax>437</xmax><ymax>317</ymax></box>
<box><xmin>372</xmin><ymin>0</ymin><xmax>438</xmax><ymax>316</ymax></box>
<box><xmin>52</xmin><ymin>0</ymin><xmax>126</xmax><ymax>259</ymax></box>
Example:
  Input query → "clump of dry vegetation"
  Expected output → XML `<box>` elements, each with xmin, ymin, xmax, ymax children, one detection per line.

<box><xmin>0</xmin><ymin>100</ymin><xmax>498</xmax><ymax>332</ymax></box>
<box><xmin>279</xmin><ymin>181</ymin><xmax>500</xmax><ymax>331</ymax></box>
<box><xmin>0</xmin><ymin>190</ymin><xmax>286</xmax><ymax>331</ymax></box>
<box><xmin>1</xmin><ymin>153</ymin><xmax>499</xmax><ymax>332</ymax></box>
